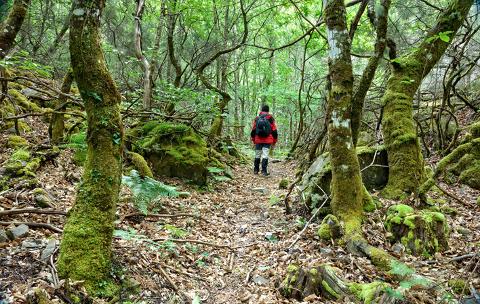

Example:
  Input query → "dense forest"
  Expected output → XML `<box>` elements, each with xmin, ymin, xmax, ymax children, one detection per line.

<box><xmin>1</xmin><ymin>0</ymin><xmax>480</xmax><ymax>303</ymax></box>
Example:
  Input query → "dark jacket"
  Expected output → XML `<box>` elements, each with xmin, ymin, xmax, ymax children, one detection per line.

<box><xmin>251</xmin><ymin>111</ymin><xmax>278</xmax><ymax>145</ymax></box>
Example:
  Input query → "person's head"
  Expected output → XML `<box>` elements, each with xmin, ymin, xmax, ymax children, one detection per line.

<box><xmin>261</xmin><ymin>104</ymin><xmax>269</xmax><ymax>112</ymax></box>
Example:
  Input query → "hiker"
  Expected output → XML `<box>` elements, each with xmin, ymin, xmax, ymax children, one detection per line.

<box><xmin>251</xmin><ymin>104</ymin><xmax>278</xmax><ymax>176</ymax></box>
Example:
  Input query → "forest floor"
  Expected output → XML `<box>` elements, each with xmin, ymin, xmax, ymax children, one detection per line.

<box><xmin>1</xmin><ymin>117</ymin><xmax>480</xmax><ymax>304</ymax></box>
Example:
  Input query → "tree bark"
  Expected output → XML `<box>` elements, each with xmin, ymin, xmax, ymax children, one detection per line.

<box><xmin>57</xmin><ymin>0</ymin><xmax>123</xmax><ymax>296</ymax></box>
<box><xmin>134</xmin><ymin>0</ymin><xmax>153</xmax><ymax>109</ymax></box>
<box><xmin>381</xmin><ymin>0</ymin><xmax>473</xmax><ymax>198</ymax></box>
<box><xmin>49</xmin><ymin>69</ymin><xmax>74</xmax><ymax>144</ymax></box>
<box><xmin>324</xmin><ymin>0</ymin><xmax>363</xmax><ymax>236</ymax></box>
<box><xmin>0</xmin><ymin>0</ymin><xmax>30</xmax><ymax>59</ymax></box>
<box><xmin>351</xmin><ymin>0</ymin><xmax>390</xmax><ymax>146</ymax></box>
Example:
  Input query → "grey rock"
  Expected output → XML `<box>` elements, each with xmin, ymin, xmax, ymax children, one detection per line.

<box><xmin>7</xmin><ymin>224</ymin><xmax>29</xmax><ymax>240</ymax></box>
<box><xmin>0</xmin><ymin>229</ymin><xmax>9</xmax><ymax>242</ymax></box>
<box><xmin>252</xmin><ymin>275</ymin><xmax>269</xmax><ymax>285</ymax></box>
<box><xmin>320</xmin><ymin>247</ymin><xmax>332</xmax><ymax>255</ymax></box>
<box><xmin>457</xmin><ymin>228</ymin><xmax>472</xmax><ymax>236</ymax></box>
<box><xmin>41</xmin><ymin>239</ymin><xmax>57</xmax><ymax>260</ymax></box>
<box><xmin>32</xmin><ymin>188</ymin><xmax>53</xmax><ymax>208</ymax></box>
<box><xmin>21</xmin><ymin>239</ymin><xmax>43</xmax><ymax>249</ymax></box>
<box><xmin>392</xmin><ymin>242</ymin><xmax>405</xmax><ymax>255</ymax></box>
<box><xmin>252</xmin><ymin>187</ymin><xmax>269</xmax><ymax>195</ymax></box>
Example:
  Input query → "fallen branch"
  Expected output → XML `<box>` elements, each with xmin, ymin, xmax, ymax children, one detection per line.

<box><xmin>0</xmin><ymin>221</ymin><xmax>62</xmax><ymax>233</ymax></box>
<box><xmin>451</xmin><ymin>253</ymin><xmax>479</xmax><ymax>262</ymax></box>
<box><xmin>0</xmin><ymin>208</ymin><xmax>67</xmax><ymax>216</ymax></box>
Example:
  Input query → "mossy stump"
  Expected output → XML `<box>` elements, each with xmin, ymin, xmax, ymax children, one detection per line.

<box><xmin>385</xmin><ymin>204</ymin><xmax>449</xmax><ymax>257</ymax></box>
<box><xmin>281</xmin><ymin>263</ymin><xmax>391</xmax><ymax>303</ymax></box>
<box><xmin>128</xmin><ymin>121</ymin><xmax>210</xmax><ymax>185</ymax></box>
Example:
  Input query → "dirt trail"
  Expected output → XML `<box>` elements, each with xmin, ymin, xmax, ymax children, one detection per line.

<box><xmin>114</xmin><ymin>160</ymin><xmax>304</xmax><ymax>304</ymax></box>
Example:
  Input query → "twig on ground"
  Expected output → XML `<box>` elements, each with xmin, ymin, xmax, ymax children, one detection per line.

<box><xmin>0</xmin><ymin>221</ymin><xmax>62</xmax><ymax>233</ymax></box>
<box><xmin>451</xmin><ymin>253</ymin><xmax>479</xmax><ymax>262</ymax></box>
<box><xmin>153</xmin><ymin>237</ymin><xmax>231</xmax><ymax>250</ymax></box>
<box><xmin>161</xmin><ymin>263</ymin><xmax>208</xmax><ymax>282</ymax></box>
<box><xmin>154</xmin><ymin>264</ymin><xmax>191</xmax><ymax>302</ymax></box>
<box><xmin>435</xmin><ymin>182</ymin><xmax>475</xmax><ymax>208</ymax></box>
<box><xmin>0</xmin><ymin>208</ymin><xmax>67</xmax><ymax>216</ymax></box>
<box><xmin>287</xmin><ymin>195</ymin><xmax>329</xmax><ymax>249</ymax></box>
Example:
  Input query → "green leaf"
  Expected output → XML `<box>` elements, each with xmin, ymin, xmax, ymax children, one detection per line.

<box><xmin>207</xmin><ymin>166</ymin><xmax>224</xmax><ymax>173</ymax></box>
<box><xmin>389</xmin><ymin>260</ymin><xmax>414</xmax><ymax>277</ymax></box>
<box><xmin>192</xmin><ymin>294</ymin><xmax>201</xmax><ymax>304</ymax></box>
<box><xmin>438</xmin><ymin>32</ymin><xmax>450</xmax><ymax>42</ymax></box>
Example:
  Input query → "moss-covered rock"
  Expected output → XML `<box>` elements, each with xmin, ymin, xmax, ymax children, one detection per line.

<box><xmin>385</xmin><ymin>204</ymin><xmax>449</xmax><ymax>257</ymax></box>
<box><xmin>0</xmin><ymin>148</ymin><xmax>41</xmax><ymax>191</ymax></box>
<box><xmin>279</xmin><ymin>178</ymin><xmax>289</xmax><ymax>189</ymax></box>
<box><xmin>349</xmin><ymin>281</ymin><xmax>389</xmax><ymax>304</ymax></box>
<box><xmin>318</xmin><ymin>214</ymin><xmax>343</xmax><ymax>241</ymax></box>
<box><xmin>7</xmin><ymin>135</ymin><xmax>29</xmax><ymax>148</ymax></box>
<box><xmin>128</xmin><ymin>121</ymin><xmax>209</xmax><ymax>185</ymax></box>
<box><xmin>299</xmin><ymin>145</ymin><xmax>388</xmax><ymax>210</ymax></box>
<box><xmin>8</xmin><ymin>88</ymin><xmax>42</xmax><ymax>112</ymax></box>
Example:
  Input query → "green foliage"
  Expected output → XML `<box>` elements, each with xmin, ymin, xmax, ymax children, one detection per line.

<box><xmin>207</xmin><ymin>166</ymin><xmax>231</xmax><ymax>182</ymax></box>
<box><xmin>122</xmin><ymin>170</ymin><xmax>179</xmax><ymax>215</ymax></box>
<box><xmin>2</xmin><ymin>50</ymin><xmax>53</xmax><ymax>77</ymax></box>
<box><xmin>385</xmin><ymin>261</ymin><xmax>431</xmax><ymax>300</ymax></box>
<box><xmin>163</xmin><ymin>224</ymin><xmax>188</xmax><ymax>238</ymax></box>
<box><xmin>269</xmin><ymin>194</ymin><xmax>281</xmax><ymax>206</ymax></box>
<box><xmin>64</xmin><ymin>131</ymin><xmax>87</xmax><ymax>165</ymax></box>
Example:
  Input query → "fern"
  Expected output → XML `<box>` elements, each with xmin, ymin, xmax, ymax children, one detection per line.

<box><xmin>122</xmin><ymin>170</ymin><xmax>179</xmax><ymax>214</ymax></box>
<box><xmin>63</xmin><ymin>131</ymin><xmax>87</xmax><ymax>165</ymax></box>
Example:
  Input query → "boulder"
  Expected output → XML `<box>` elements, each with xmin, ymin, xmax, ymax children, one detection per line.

<box><xmin>128</xmin><ymin>122</ymin><xmax>209</xmax><ymax>185</ymax></box>
<box><xmin>41</xmin><ymin>239</ymin><xmax>57</xmax><ymax>261</ymax></box>
<box><xmin>299</xmin><ymin>145</ymin><xmax>388</xmax><ymax>209</ymax></box>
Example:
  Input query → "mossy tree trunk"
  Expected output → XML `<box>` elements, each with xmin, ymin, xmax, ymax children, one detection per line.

<box><xmin>381</xmin><ymin>0</ymin><xmax>473</xmax><ymax>198</ymax></box>
<box><xmin>0</xmin><ymin>0</ymin><xmax>31</xmax><ymax>59</ymax></box>
<box><xmin>49</xmin><ymin>69</ymin><xmax>74</xmax><ymax>144</ymax></box>
<box><xmin>57</xmin><ymin>0</ymin><xmax>123</xmax><ymax>296</ymax></box>
<box><xmin>323</xmin><ymin>0</ymin><xmax>363</xmax><ymax>238</ymax></box>
<box><xmin>0</xmin><ymin>0</ymin><xmax>30</xmax><ymax>104</ymax></box>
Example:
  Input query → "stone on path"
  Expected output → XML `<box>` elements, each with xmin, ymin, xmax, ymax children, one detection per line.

<box><xmin>252</xmin><ymin>274</ymin><xmax>269</xmax><ymax>285</ymax></box>
<box><xmin>7</xmin><ymin>224</ymin><xmax>29</xmax><ymax>240</ymax></box>
<box><xmin>0</xmin><ymin>229</ymin><xmax>8</xmax><ymax>242</ymax></box>
<box><xmin>252</xmin><ymin>187</ymin><xmax>269</xmax><ymax>195</ymax></box>
<box><xmin>41</xmin><ymin>239</ymin><xmax>57</xmax><ymax>260</ymax></box>
<box><xmin>21</xmin><ymin>239</ymin><xmax>43</xmax><ymax>249</ymax></box>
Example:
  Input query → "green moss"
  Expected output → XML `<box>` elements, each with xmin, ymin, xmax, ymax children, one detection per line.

<box><xmin>349</xmin><ymin>281</ymin><xmax>388</xmax><ymax>304</ymax></box>
<box><xmin>458</xmin><ymin>160</ymin><xmax>480</xmax><ymax>190</ymax></box>
<box><xmin>7</xmin><ymin>135</ymin><xmax>28</xmax><ymax>148</ymax></box>
<box><xmin>281</xmin><ymin>264</ymin><xmax>299</xmax><ymax>297</ymax></box>
<box><xmin>362</xmin><ymin>186</ymin><xmax>376</xmax><ymax>212</ymax></box>
<box><xmin>127</xmin><ymin>152</ymin><xmax>153</xmax><ymax>178</ymax></box>
<box><xmin>279</xmin><ymin>178</ymin><xmax>289</xmax><ymax>189</ymax></box>
<box><xmin>8</xmin><ymin>89</ymin><xmax>42</xmax><ymax>112</ymax></box>
<box><xmin>131</xmin><ymin>122</ymin><xmax>210</xmax><ymax>185</ymax></box>
<box><xmin>368</xmin><ymin>246</ymin><xmax>391</xmax><ymax>270</ymax></box>
<box><xmin>386</xmin><ymin>205</ymin><xmax>448</xmax><ymax>256</ymax></box>
<box><xmin>317</xmin><ymin>214</ymin><xmax>341</xmax><ymax>240</ymax></box>
<box><xmin>11</xmin><ymin>148</ymin><xmax>30</xmax><ymax>161</ymax></box>
<box><xmin>448</xmin><ymin>279</ymin><xmax>468</xmax><ymax>295</ymax></box>
<box><xmin>470</xmin><ymin>121</ymin><xmax>480</xmax><ymax>138</ymax></box>
<box><xmin>321</xmin><ymin>280</ymin><xmax>340</xmax><ymax>299</ymax></box>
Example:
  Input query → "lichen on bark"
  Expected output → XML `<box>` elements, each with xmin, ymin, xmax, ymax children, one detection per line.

<box><xmin>57</xmin><ymin>0</ymin><xmax>123</xmax><ymax>296</ymax></box>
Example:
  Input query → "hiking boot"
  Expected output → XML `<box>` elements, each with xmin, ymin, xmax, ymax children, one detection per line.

<box><xmin>254</xmin><ymin>158</ymin><xmax>260</xmax><ymax>174</ymax></box>
<box><xmin>261</xmin><ymin>159</ymin><xmax>269</xmax><ymax>176</ymax></box>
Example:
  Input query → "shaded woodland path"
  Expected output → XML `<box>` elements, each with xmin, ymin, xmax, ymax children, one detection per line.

<box><xmin>113</xmin><ymin>159</ymin><xmax>304</xmax><ymax>303</ymax></box>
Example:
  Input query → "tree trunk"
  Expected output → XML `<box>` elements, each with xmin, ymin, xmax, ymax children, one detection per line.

<box><xmin>351</xmin><ymin>0</ymin><xmax>390</xmax><ymax>146</ymax></box>
<box><xmin>381</xmin><ymin>0</ymin><xmax>473</xmax><ymax>198</ymax></box>
<box><xmin>49</xmin><ymin>69</ymin><xmax>74</xmax><ymax>144</ymax></box>
<box><xmin>134</xmin><ymin>0</ymin><xmax>153</xmax><ymax>109</ymax></box>
<box><xmin>324</xmin><ymin>0</ymin><xmax>363</xmax><ymax>236</ymax></box>
<box><xmin>57</xmin><ymin>0</ymin><xmax>123</xmax><ymax>296</ymax></box>
<box><xmin>0</xmin><ymin>0</ymin><xmax>31</xmax><ymax>59</ymax></box>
